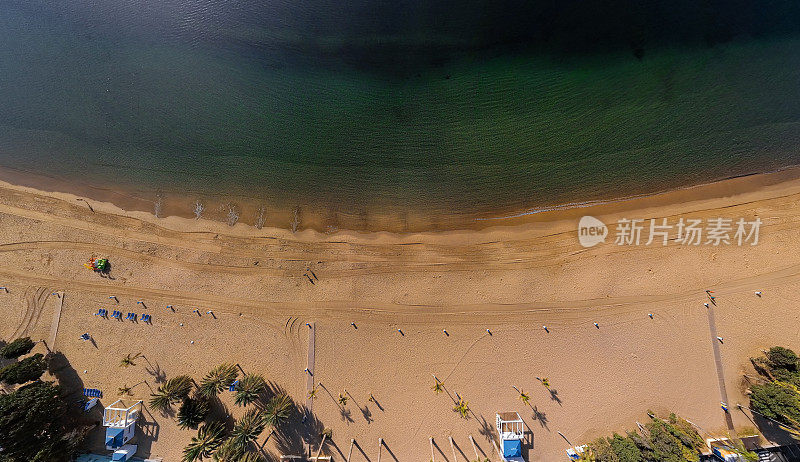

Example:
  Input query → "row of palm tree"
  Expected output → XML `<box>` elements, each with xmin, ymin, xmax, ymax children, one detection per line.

<box><xmin>182</xmin><ymin>393</ymin><xmax>293</xmax><ymax>462</ymax></box>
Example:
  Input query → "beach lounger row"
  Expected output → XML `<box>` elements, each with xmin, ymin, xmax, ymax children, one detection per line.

<box><xmin>84</xmin><ymin>388</ymin><xmax>103</xmax><ymax>398</ymax></box>
<box><xmin>95</xmin><ymin>309</ymin><xmax>152</xmax><ymax>323</ymax></box>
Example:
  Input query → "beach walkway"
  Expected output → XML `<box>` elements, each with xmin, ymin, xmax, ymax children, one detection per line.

<box><xmin>705</xmin><ymin>301</ymin><xmax>737</xmax><ymax>438</ymax></box>
<box><xmin>49</xmin><ymin>291</ymin><xmax>64</xmax><ymax>350</ymax></box>
<box><xmin>306</xmin><ymin>321</ymin><xmax>316</xmax><ymax>415</ymax></box>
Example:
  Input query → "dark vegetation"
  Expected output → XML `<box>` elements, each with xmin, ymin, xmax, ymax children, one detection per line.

<box><xmin>0</xmin><ymin>337</ymin><xmax>88</xmax><ymax>462</ymax></box>
<box><xmin>749</xmin><ymin>346</ymin><xmax>800</xmax><ymax>432</ymax></box>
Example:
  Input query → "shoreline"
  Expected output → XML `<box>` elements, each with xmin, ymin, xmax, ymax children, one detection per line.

<box><xmin>3</xmin><ymin>163</ymin><xmax>800</xmax><ymax>237</ymax></box>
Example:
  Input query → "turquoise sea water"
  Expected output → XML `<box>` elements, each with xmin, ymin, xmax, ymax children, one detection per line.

<box><xmin>1</xmin><ymin>2</ymin><xmax>800</xmax><ymax>229</ymax></box>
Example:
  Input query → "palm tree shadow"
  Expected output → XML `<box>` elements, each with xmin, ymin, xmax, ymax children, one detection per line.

<box><xmin>548</xmin><ymin>388</ymin><xmax>562</xmax><ymax>406</ymax></box>
<box><xmin>361</xmin><ymin>406</ymin><xmax>373</xmax><ymax>423</ymax></box>
<box><xmin>345</xmin><ymin>391</ymin><xmax>373</xmax><ymax>424</ymax></box>
<box><xmin>477</xmin><ymin>414</ymin><xmax>495</xmax><ymax>443</ymax></box>
<box><xmin>531</xmin><ymin>405</ymin><xmax>549</xmax><ymax>430</ymax></box>
<box><xmin>273</xmin><ymin>403</ymin><xmax>329</xmax><ymax>458</ymax></box>
<box><xmin>339</xmin><ymin>406</ymin><xmax>354</xmax><ymax>423</ymax></box>
<box><xmin>145</xmin><ymin>362</ymin><xmax>167</xmax><ymax>384</ymax></box>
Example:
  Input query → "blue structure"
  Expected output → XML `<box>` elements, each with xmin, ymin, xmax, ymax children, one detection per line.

<box><xmin>103</xmin><ymin>399</ymin><xmax>142</xmax><ymax>461</ymax></box>
<box><xmin>84</xmin><ymin>388</ymin><xmax>103</xmax><ymax>398</ymax></box>
<box><xmin>496</xmin><ymin>412</ymin><xmax>526</xmax><ymax>462</ymax></box>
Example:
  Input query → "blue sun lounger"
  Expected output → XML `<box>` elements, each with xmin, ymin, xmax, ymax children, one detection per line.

<box><xmin>94</xmin><ymin>308</ymin><xmax>108</xmax><ymax>317</ymax></box>
<box><xmin>141</xmin><ymin>313</ymin><xmax>151</xmax><ymax>323</ymax></box>
<box><xmin>83</xmin><ymin>388</ymin><xmax>103</xmax><ymax>398</ymax></box>
<box><xmin>84</xmin><ymin>397</ymin><xmax>98</xmax><ymax>412</ymax></box>
<box><xmin>125</xmin><ymin>312</ymin><xmax>136</xmax><ymax>321</ymax></box>
<box><xmin>229</xmin><ymin>379</ymin><xmax>240</xmax><ymax>392</ymax></box>
<box><xmin>111</xmin><ymin>310</ymin><xmax>122</xmax><ymax>319</ymax></box>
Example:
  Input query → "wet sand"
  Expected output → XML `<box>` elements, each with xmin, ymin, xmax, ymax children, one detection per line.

<box><xmin>1</xmin><ymin>162</ymin><xmax>800</xmax><ymax>233</ymax></box>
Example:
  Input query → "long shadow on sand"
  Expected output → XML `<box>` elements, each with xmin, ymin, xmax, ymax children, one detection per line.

<box><xmin>269</xmin><ymin>400</ymin><xmax>346</xmax><ymax>462</ymax></box>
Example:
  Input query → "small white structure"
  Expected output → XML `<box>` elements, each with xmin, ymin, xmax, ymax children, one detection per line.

<box><xmin>111</xmin><ymin>445</ymin><xmax>138</xmax><ymax>462</ymax></box>
<box><xmin>566</xmin><ymin>445</ymin><xmax>588</xmax><ymax>460</ymax></box>
<box><xmin>103</xmin><ymin>400</ymin><xmax>142</xmax><ymax>456</ymax></box>
<box><xmin>496</xmin><ymin>412</ymin><xmax>526</xmax><ymax>461</ymax></box>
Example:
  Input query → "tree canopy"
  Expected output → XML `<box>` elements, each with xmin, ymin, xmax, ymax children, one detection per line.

<box><xmin>0</xmin><ymin>380</ymin><xmax>84</xmax><ymax>462</ymax></box>
<box><xmin>579</xmin><ymin>413</ymin><xmax>705</xmax><ymax>462</ymax></box>
<box><xmin>0</xmin><ymin>337</ymin><xmax>35</xmax><ymax>359</ymax></box>
<box><xmin>0</xmin><ymin>353</ymin><xmax>47</xmax><ymax>385</ymax></box>
<box><xmin>749</xmin><ymin>346</ymin><xmax>800</xmax><ymax>429</ymax></box>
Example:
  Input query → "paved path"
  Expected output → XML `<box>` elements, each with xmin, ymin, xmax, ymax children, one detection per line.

<box><xmin>306</xmin><ymin>321</ymin><xmax>316</xmax><ymax>415</ymax></box>
<box><xmin>705</xmin><ymin>301</ymin><xmax>737</xmax><ymax>438</ymax></box>
<box><xmin>48</xmin><ymin>291</ymin><xmax>64</xmax><ymax>350</ymax></box>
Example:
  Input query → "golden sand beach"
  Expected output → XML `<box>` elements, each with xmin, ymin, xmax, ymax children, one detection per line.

<box><xmin>1</xmin><ymin>170</ymin><xmax>800</xmax><ymax>460</ymax></box>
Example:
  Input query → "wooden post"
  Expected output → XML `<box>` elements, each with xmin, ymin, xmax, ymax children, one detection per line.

<box><xmin>378</xmin><ymin>438</ymin><xmax>383</xmax><ymax>462</ymax></box>
<box><xmin>449</xmin><ymin>436</ymin><xmax>457</xmax><ymax>462</ymax></box>
<box><xmin>347</xmin><ymin>439</ymin><xmax>354</xmax><ymax>462</ymax></box>
<box><xmin>430</xmin><ymin>437</ymin><xmax>435</xmax><ymax>462</ymax></box>
<box><xmin>469</xmin><ymin>435</ymin><xmax>479</xmax><ymax>461</ymax></box>
<box><xmin>313</xmin><ymin>434</ymin><xmax>327</xmax><ymax>462</ymax></box>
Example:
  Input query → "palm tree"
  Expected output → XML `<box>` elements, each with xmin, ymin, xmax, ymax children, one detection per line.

<box><xmin>338</xmin><ymin>391</ymin><xmax>348</xmax><ymax>406</ymax></box>
<box><xmin>308</xmin><ymin>384</ymin><xmax>318</xmax><ymax>400</ymax></box>
<box><xmin>238</xmin><ymin>453</ymin><xmax>265</xmax><ymax>462</ymax></box>
<box><xmin>261</xmin><ymin>393</ymin><xmax>294</xmax><ymax>445</ymax></box>
<box><xmin>211</xmin><ymin>438</ymin><xmax>243</xmax><ymax>462</ymax></box>
<box><xmin>200</xmin><ymin>363</ymin><xmax>239</xmax><ymax>398</ymax></box>
<box><xmin>453</xmin><ymin>396</ymin><xmax>470</xmax><ymax>419</ymax></box>
<box><xmin>541</xmin><ymin>378</ymin><xmax>550</xmax><ymax>389</ymax></box>
<box><xmin>518</xmin><ymin>390</ymin><xmax>530</xmax><ymax>405</ymax></box>
<box><xmin>150</xmin><ymin>375</ymin><xmax>194</xmax><ymax>413</ymax></box>
<box><xmin>120</xmin><ymin>352</ymin><xmax>143</xmax><ymax>368</ymax></box>
<box><xmin>183</xmin><ymin>421</ymin><xmax>225</xmax><ymax>462</ymax></box>
<box><xmin>234</xmin><ymin>373</ymin><xmax>267</xmax><ymax>407</ymax></box>
<box><xmin>178</xmin><ymin>396</ymin><xmax>211</xmax><ymax>430</ymax></box>
<box><xmin>118</xmin><ymin>384</ymin><xmax>132</xmax><ymax>396</ymax></box>
<box><xmin>432</xmin><ymin>378</ymin><xmax>444</xmax><ymax>394</ymax></box>
<box><xmin>230</xmin><ymin>409</ymin><xmax>267</xmax><ymax>451</ymax></box>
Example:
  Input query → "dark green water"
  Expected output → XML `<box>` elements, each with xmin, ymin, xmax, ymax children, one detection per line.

<box><xmin>2</xmin><ymin>1</ymin><xmax>800</xmax><ymax>230</ymax></box>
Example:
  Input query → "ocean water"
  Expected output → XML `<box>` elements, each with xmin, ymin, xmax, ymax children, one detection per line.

<box><xmin>1</xmin><ymin>1</ymin><xmax>800</xmax><ymax>230</ymax></box>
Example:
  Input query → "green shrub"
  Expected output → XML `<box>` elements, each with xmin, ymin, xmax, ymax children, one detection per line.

<box><xmin>0</xmin><ymin>337</ymin><xmax>35</xmax><ymax>359</ymax></box>
<box><xmin>767</xmin><ymin>347</ymin><xmax>798</xmax><ymax>371</ymax></box>
<box><xmin>0</xmin><ymin>353</ymin><xmax>47</xmax><ymax>385</ymax></box>
<box><xmin>582</xmin><ymin>412</ymin><xmax>703</xmax><ymax>462</ymax></box>
<box><xmin>750</xmin><ymin>382</ymin><xmax>800</xmax><ymax>426</ymax></box>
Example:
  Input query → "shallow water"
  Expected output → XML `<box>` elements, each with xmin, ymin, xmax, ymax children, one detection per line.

<box><xmin>2</xmin><ymin>1</ymin><xmax>800</xmax><ymax>230</ymax></box>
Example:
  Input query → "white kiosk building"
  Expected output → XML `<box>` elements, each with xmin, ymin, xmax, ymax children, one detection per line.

<box><xmin>103</xmin><ymin>400</ymin><xmax>142</xmax><ymax>462</ymax></box>
<box><xmin>496</xmin><ymin>412</ymin><xmax>526</xmax><ymax>462</ymax></box>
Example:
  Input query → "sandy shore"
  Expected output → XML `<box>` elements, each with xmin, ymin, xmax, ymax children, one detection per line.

<box><xmin>1</xmin><ymin>170</ymin><xmax>800</xmax><ymax>461</ymax></box>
